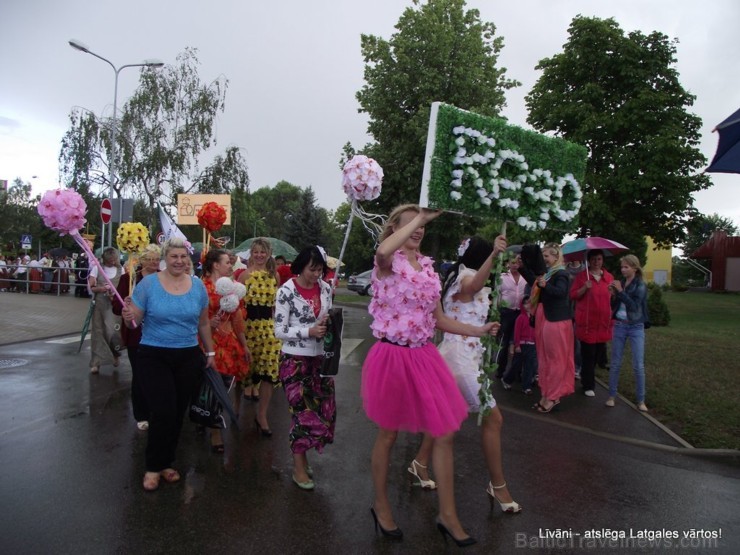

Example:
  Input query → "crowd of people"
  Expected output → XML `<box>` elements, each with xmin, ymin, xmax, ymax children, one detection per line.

<box><xmin>15</xmin><ymin>211</ymin><xmax>651</xmax><ymax>547</ymax></box>
<box><xmin>0</xmin><ymin>251</ymin><xmax>85</xmax><ymax>294</ymax></box>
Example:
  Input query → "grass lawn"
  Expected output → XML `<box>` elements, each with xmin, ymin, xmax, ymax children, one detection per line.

<box><xmin>596</xmin><ymin>291</ymin><xmax>740</xmax><ymax>450</ymax></box>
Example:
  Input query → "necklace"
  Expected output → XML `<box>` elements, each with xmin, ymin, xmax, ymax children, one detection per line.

<box><xmin>164</xmin><ymin>272</ymin><xmax>189</xmax><ymax>291</ymax></box>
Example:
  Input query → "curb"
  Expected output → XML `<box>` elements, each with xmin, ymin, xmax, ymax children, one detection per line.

<box><xmin>501</xmin><ymin>404</ymin><xmax>740</xmax><ymax>460</ymax></box>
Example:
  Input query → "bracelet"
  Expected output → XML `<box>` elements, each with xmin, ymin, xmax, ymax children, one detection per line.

<box><xmin>205</xmin><ymin>351</ymin><xmax>216</xmax><ymax>357</ymax></box>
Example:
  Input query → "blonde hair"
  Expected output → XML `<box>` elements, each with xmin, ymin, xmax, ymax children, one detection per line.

<box><xmin>380</xmin><ymin>204</ymin><xmax>420</xmax><ymax>242</ymax></box>
<box><xmin>620</xmin><ymin>254</ymin><xmax>643</xmax><ymax>278</ymax></box>
<box><xmin>250</xmin><ymin>237</ymin><xmax>279</xmax><ymax>282</ymax></box>
<box><xmin>140</xmin><ymin>244</ymin><xmax>161</xmax><ymax>260</ymax></box>
<box><xmin>542</xmin><ymin>242</ymin><xmax>564</xmax><ymax>267</ymax></box>
<box><xmin>162</xmin><ymin>237</ymin><xmax>187</xmax><ymax>258</ymax></box>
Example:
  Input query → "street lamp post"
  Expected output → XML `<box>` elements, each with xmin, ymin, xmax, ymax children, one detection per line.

<box><xmin>68</xmin><ymin>39</ymin><xmax>164</xmax><ymax>247</ymax></box>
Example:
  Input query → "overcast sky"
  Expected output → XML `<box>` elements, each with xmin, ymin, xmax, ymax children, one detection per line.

<box><xmin>1</xmin><ymin>0</ymin><xmax>738</xmax><ymax>231</ymax></box>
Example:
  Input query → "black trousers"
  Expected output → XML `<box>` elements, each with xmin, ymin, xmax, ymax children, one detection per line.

<box><xmin>138</xmin><ymin>345</ymin><xmax>203</xmax><ymax>472</ymax></box>
<box><xmin>579</xmin><ymin>341</ymin><xmax>607</xmax><ymax>392</ymax></box>
<box><xmin>496</xmin><ymin>308</ymin><xmax>520</xmax><ymax>377</ymax></box>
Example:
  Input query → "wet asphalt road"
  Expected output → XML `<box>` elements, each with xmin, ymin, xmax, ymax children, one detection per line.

<box><xmin>0</xmin><ymin>301</ymin><xmax>739</xmax><ymax>554</ymax></box>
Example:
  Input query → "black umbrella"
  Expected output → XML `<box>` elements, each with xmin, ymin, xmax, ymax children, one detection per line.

<box><xmin>49</xmin><ymin>247</ymin><xmax>71</xmax><ymax>258</ymax></box>
<box><xmin>204</xmin><ymin>367</ymin><xmax>238</xmax><ymax>427</ymax></box>
<box><xmin>706</xmin><ymin>107</ymin><xmax>740</xmax><ymax>173</ymax></box>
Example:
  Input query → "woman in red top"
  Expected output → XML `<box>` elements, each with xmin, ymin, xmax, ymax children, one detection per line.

<box><xmin>569</xmin><ymin>249</ymin><xmax>614</xmax><ymax>397</ymax></box>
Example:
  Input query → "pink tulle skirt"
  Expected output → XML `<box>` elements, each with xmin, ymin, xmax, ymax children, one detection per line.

<box><xmin>361</xmin><ymin>340</ymin><xmax>468</xmax><ymax>437</ymax></box>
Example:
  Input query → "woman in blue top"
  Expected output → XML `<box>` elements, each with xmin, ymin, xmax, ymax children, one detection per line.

<box><xmin>122</xmin><ymin>237</ymin><xmax>216</xmax><ymax>491</ymax></box>
<box><xmin>606</xmin><ymin>255</ymin><xmax>649</xmax><ymax>412</ymax></box>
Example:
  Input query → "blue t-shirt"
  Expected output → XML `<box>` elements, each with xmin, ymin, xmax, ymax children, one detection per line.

<box><xmin>132</xmin><ymin>273</ymin><xmax>208</xmax><ymax>348</ymax></box>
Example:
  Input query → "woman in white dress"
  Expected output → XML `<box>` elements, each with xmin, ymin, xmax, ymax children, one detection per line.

<box><xmin>437</xmin><ymin>235</ymin><xmax>522</xmax><ymax>514</ymax></box>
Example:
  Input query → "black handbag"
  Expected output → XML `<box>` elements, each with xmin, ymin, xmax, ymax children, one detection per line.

<box><xmin>320</xmin><ymin>308</ymin><xmax>344</xmax><ymax>376</ymax></box>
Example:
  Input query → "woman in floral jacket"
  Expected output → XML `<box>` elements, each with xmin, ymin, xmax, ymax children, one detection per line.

<box><xmin>274</xmin><ymin>246</ymin><xmax>335</xmax><ymax>491</ymax></box>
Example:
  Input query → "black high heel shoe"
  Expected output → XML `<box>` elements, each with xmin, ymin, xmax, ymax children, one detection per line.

<box><xmin>370</xmin><ymin>507</ymin><xmax>403</xmax><ymax>540</ymax></box>
<box><xmin>436</xmin><ymin>520</ymin><xmax>477</xmax><ymax>547</ymax></box>
<box><xmin>254</xmin><ymin>418</ymin><xmax>273</xmax><ymax>437</ymax></box>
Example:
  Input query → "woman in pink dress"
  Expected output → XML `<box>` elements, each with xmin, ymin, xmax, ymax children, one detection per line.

<box><xmin>520</xmin><ymin>243</ymin><xmax>574</xmax><ymax>413</ymax></box>
<box><xmin>362</xmin><ymin>204</ymin><xmax>498</xmax><ymax>548</ymax></box>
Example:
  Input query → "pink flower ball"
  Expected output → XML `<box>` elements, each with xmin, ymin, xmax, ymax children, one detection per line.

<box><xmin>37</xmin><ymin>189</ymin><xmax>87</xmax><ymax>235</ymax></box>
<box><xmin>342</xmin><ymin>155</ymin><xmax>383</xmax><ymax>202</ymax></box>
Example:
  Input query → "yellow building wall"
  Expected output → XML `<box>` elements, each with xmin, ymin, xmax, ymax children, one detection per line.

<box><xmin>643</xmin><ymin>236</ymin><xmax>672</xmax><ymax>285</ymax></box>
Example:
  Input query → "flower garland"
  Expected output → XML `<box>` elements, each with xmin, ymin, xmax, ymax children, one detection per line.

<box><xmin>244</xmin><ymin>270</ymin><xmax>278</xmax><ymax>306</ymax></box>
<box><xmin>448</xmin><ymin>126</ymin><xmax>583</xmax><ymax>231</ymax></box>
<box><xmin>478</xmin><ymin>251</ymin><xmax>510</xmax><ymax>418</ymax></box>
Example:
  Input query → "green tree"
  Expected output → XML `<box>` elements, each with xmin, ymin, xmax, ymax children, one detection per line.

<box><xmin>683</xmin><ymin>212</ymin><xmax>738</xmax><ymax>257</ymax></box>
<box><xmin>59</xmin><ymin>48</ymin><xmax>246</xmax><ymax>230</ymax></box>
<box><xmin>0</xmin><ymin>179</ymin><xmax>70</xmax><ymax>255</ymax></box>
<box><xmin>249</xmin><ymin>181</ymin><xmax>304</xmax><ymax>241</ymax></box>
<box><xmin>355</xmin><ymin>0</ymin><xmax>519</xmax><ymax>223</ymax></box>
<box><xmin>285</xmin><ymin>188</ymin><xmax>326</xmax><ymax>250</ymax></box>
<box><xmin>330</xmin><ymin>202</ymin><xmax>377</xmax><ymax>274</ymax></box>
<box><xmin>525</xmin><ymin>16</ymin><xmax>711</xmax><ymax>257</ymax></box>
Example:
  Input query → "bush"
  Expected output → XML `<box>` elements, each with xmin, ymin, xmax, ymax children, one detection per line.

<box><xmin>647</xmin><ymin>283</ymin><xmax>670</xmax><ymax>326</ymax></box>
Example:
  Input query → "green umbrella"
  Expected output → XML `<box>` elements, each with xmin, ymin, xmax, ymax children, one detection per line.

<box><xmin>233</xmin><ymin>237</ymin><xmax>298</xmax><ymax>259</ymax></box>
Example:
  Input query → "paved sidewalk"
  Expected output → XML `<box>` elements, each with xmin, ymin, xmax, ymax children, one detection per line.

<box><xmin>0</xmin><ymin>292</ymin><xmax>91</xmax><ymax>345</ymax></box>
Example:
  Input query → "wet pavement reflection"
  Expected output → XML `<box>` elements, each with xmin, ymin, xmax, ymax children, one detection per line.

<box><xmin>0</xmin><ymin>304</ymin><xmax>738</xmax><ymax>553</ymax></box>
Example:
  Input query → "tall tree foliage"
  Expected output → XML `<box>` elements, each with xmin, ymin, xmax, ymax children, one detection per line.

<box><xmin>59</xmin><ymin>48</ymin><xmax>248</xmax><ymax>230</ymax></box>
<box><xmin>249</xmin><ymin>181</ymin><xmax>304</xmax><ymax>241</ymax></box>
<box><xmin>0</xmin><ymin>179</ymin><xmax>66</xmax><ymax>254</ymax></box>
<box><xmin>683</xmin><ymin>212</ymin><xmax>738</xmax><ymax>256</ymax></box>
<box><xmin>285</xmin><ymin>188</ymin><xmax>326</xmax><ymax>250</ymax></box>
<box><xmin>525</xmin><ymin>16</ymin><xmax>711</xmax><ymax>255</ymax></box>
<box><xmin>355</xmin><ymin>0</ymin><xmax>519</xmax><ymax>218</ymax></box>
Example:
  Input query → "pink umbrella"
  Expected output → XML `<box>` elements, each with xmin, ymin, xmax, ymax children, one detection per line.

<box><xmin>562</xmin><ymin>237</ymin><xmax>629</xmax><ymax>280</ymax></box>
<box><xmin>561</xmin><ymin>237</ymin><xmax>629</xmax><ymax>262</ymax></box>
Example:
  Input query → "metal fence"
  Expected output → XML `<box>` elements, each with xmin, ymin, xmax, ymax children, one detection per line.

<box><xmin>0</xmin><ymin>265</ymin><xmax>90</xmax><ymax>296</ymax></box>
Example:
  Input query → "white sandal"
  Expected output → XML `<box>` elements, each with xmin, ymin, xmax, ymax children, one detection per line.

<box><xmin>486</xmin><ymin>482</ymin><xmax>522</xmax><ymax>513</ymax></box>
<box><xmin>407</xmin><ymin>459</ymin><xmax>437</xmax><ymax>490</ymax></box>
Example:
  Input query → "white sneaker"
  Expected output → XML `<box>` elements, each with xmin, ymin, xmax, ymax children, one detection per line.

<box><xmin>575</xmin><ymin>371</ymin><xmax>581</xmax><ymax>380</ymax></box>
<box><xmin>584</xmin><ymin>390</ymin><xmax>595</xmax><ymax>397</ymax></box>
<box><xmin>137</xmin><ymin>421</ymin><xmax>149</xmax><ymax>431</ymax></box>
<box><xmin>500</xmin><ymin>378</ymin><xmax>512</xmax><ymax>390</ymax></box>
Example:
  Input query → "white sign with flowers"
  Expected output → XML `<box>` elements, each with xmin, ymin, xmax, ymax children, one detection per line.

<box><xmin>420</xmin><ymin>102</ymin><xmax>588</xmax><ymax>231</ymax></box>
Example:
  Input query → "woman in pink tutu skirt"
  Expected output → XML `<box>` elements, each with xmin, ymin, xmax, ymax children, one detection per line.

<box><xmin>362</xmin><ymin>204</ymin><xmax>499</xmax><ymax>547</ymax></box>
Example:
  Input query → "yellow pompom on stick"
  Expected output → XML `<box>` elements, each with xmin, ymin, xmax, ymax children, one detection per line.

<box><xmin>116</xmin><ymin>222</ymin><xmax>150</xmax><ymax>293</ymax></box>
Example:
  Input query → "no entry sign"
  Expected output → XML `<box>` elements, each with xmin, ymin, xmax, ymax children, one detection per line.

<box><xmin>100</xmin><ymin>199</ymin><xmax>112</xmax><ymax>224</ymax></box>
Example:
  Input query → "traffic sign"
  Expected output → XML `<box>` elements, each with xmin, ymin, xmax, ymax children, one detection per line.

<box><xmin>156</xmin><ymin>232</ymin><xmax>165</xmax><ymax>245</ymax></box>
<box><xmin>101</xmin><ymin>199</ymin><xmax>112</xmax><ymax>224</ymax></box>
<box><xmin>21</xmin><ymin>234</ymin><xmax>32</xmax><ymax>250</ymax></box>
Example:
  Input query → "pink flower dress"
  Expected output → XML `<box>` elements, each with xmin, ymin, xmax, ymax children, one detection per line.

<box><xmin>361</xmin><ymin>250</ymin><xmax>468</xmax><ymax>436</ymax></box>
